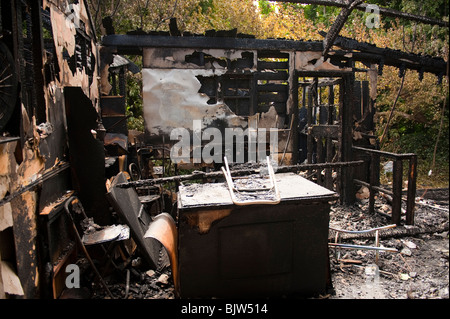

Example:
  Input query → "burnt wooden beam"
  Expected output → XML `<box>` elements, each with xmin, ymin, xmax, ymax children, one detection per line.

<box><xmin>323</xmin><ymin>0</ymin><xmax>362</xmax><ymax>57</ymax></box>
<box><xmin>275</xmin><ymin>0</ymin><xmax>449</xmax><ymax>27</ymax></box>
<box><xmin>291</xmin><ymin>73</ymin><xmax>299</xmax><ymax>165</ymax></box>
<box><xmin>101</xmin><ymin>34</ymin><xmax>324</xmax><ymax>55</ymax></box>
<box><xmin>257</xmin><ymin>83</ymin><xmax>289</xmax><ymax>92</ymax></box>
<box><xmin>257</xmin><ymin>60</ymin><xmax>290</xmax><ymax>70</ymax></box>
<box><xmin>322</xmin><ymin>33</ymin><xmax>447</xmax><ymax>76</ymax></box>
<box><xmin>339</xmin><ymin>73</ymin><xmax>355</xmax><ymax>204</ymax></box>
<box><xmin>116</xmin><ymin>160</ymin><xmax>365</xmax><ymax>189</ymax></box>
<box><xmin>392</xmin><ymin>159</ymin><xmax>403</xmax><ymax>225</ymax></box>
<box><xmin>324</xmin><ymin>85</ymin><xmax>335</xmax><ymax>190</ymax></box>
<box><xmin>256</xmin><ymin>71</ymin><xmax>289</xmax><ymax>81</ymax></box>
<box><xmin>306</xmin><ymin>80</ymin><xmax>315</xmax><ymax>175</ymax></box>
<box><xmin>29</xmin><ymin>0</ymin><xmax>47</xmax><ymax>124</ymax></box>
<box><xmin>406</xmin><ymin>155</ymin><xmax>417</xmax><ymax>225</ymax></box>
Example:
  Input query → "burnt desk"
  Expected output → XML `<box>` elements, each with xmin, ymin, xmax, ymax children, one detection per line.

<box><xmin>177</xmin><ymin>172</ymin><xmax>337</xmax><ymax>298</ymax></box>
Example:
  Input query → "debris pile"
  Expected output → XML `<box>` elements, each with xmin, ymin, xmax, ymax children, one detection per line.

<box><xmin>84</xmin><ymin>185</ymin><xmax>448</xmax><ymax>299</ymax></box>
<box><xmin>91</xmin><ymin>250</ymin><xmax>176</xmax><ymax>300</ymax></box>
<box><xmin>327</xmin><ymin>188</ymin><xmax>449</xmax><ymax>299</ymax></box>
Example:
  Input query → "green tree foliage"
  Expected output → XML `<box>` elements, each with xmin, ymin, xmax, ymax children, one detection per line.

<box><xmin>258</xmin><ymin>0</ymin><xmax>275</xmax><ymax>15</ymax></box>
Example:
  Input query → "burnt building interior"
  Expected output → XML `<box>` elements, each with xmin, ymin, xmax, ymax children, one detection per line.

<box><xmin>0</xmin><ymin>0</ymin><xmax>447</xmax><ymax>299</ymax></box>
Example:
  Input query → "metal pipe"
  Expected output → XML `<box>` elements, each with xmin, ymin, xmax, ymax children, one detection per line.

<box><xmin>328</xmin><ymin>243</ymin><xmax>398</xmax><ymax>252</ymax></box>
<box><xmin>329</xmin><ymin>224</ymin><xmax>397</xmax><ymax>234</ymax></box>
<box><xmin>352</xmin><ymin>146</ymin><xmax>415</xmax><ymax>159</ymax></box>
<box><xmin>375</xmin><ymin>230</ymin><xmax>380</xmax><ymax>264</ymax></box>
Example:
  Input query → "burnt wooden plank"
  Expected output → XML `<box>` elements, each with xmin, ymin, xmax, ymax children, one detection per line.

<box><xmin>392</xmin><ymin>159</ymin><xmax>403</xmax><ymax>225</ymax></box>
<box><xmin>310</xmin><ymin>125</ymin><xmax>339</xmax><ymax>139</ymax></box>
<box><xmin>339</xmin><ymin>74</ymin><xmax>356</xmax><ymax>204</ymax></box>
<box><xmin>257</xmin><ymin>83</ymin><xmax>288</xmax><ymax>92</ymax></box>
<box><xmin>307</xmin><ymin>85</ymin><xmax>314</xmax><ymax>170</ymax></box>
<box><xmin>324</xmin><ymin>85</ymin><xmax>335</xmax><ymax>189</ymax></box>
<box><xmin>316</xmin><ymin>136</ymin><xmax>324</xmax><ymax>183</ymax></box>
<box><xmin>322</xmin><ymin>0</ymin><xmax>360</xmax><ymax>57</ymax></box>
<box><xmin>258</xmin><ymin>92</ymin><xmax>288</xmax><ymax>103</ymax></box>
<box><xmin>11</xmin><ymin>194</ymin><xmax>39</xmax><ymax>298</ymax></box>
<box><xmin>406</xmin><ymin>155</ymin><xmax>417</xmax><ymax>225</ymax></box>
<box><xmin>257</xmin><ymin>50</ymin><xmax>290</xmax><ymax>59</ymax></box>
<box><xmin>258</xmin><ymin>61</ymin><xmax>289</xmax><ymax>70</ymax></box>
<box><xmin>256</xmin><ymin>71</ymin><xmax>289</xmax><ymax>81</ymax></box>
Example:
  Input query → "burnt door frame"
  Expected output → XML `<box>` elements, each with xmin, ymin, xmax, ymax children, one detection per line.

<box><xmin>294</xmin><ymin>70</ymin><xmax>355</xmax><ymax>204</ymax></box>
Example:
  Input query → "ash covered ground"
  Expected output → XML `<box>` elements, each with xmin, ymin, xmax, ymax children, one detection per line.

<box><xmin>86</xmin><ymin>187</ymin><xmax>448</xmax><ymax>300</ymax></box>
<box><xmin>327</xmin><ymin>187</ymin><xmax>449</xmax><ymax>299</ymax></box>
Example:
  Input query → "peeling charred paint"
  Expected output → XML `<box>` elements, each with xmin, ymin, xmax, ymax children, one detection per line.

<box><xmin>294</xmin><ymin>51</ymin><xmax>350</xmax><ymax>72</ymax></box>
<box><xmin>142</xmin><ymin>68</ymin><xmax>247</xmax><ymax>140</ymax></box>
<box><xmin>10</xmin><ymin>192</ymin><xmax>39</xmax><ymax>298</ymax></box>
<box><xmin>47</xmin><ymin>1</ymin><xmax>99</xmax><ymax>106</ymax></box>
<box><xmin>182</xmin><ymin>209</ymin><xmax>232</xmax><ymax>234</ymax></box>
<box><xmin>139</xmin><ymin>44</ymin><xmax>363</xmax><ymax>170</ymax></box>
<box><xmin>143</xmin><ymin>48</ymin><xmax>256</xmax><ymax>71</ymax></box>
<box><xmin>141</xmin><ymin>47</ymin><xmax>298</xmax><ymax>160</ymax></box>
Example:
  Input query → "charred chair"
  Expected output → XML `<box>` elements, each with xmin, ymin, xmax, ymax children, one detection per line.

<box><xmin>64</xmin><ymin>196</ymin><xmax>130</xmax><ymax>298</ymax></box>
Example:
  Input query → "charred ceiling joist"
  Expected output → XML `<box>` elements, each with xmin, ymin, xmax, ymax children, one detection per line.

<box><xmin>321</xmin><ymin>32</ymin><xmax>448</xmax><ymax>80</ymax></box>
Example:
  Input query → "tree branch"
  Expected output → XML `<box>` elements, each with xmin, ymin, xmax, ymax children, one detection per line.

<box><xmin>275</xmin><ymin>0</ymin><xmax>448</xmax><ymax>27</ymax></box>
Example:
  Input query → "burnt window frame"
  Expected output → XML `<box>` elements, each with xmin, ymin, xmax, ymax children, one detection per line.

<box><xmin>74</xmin><ymin>23</ymin><xmax>94</xmax><ymax>86</ymax></box>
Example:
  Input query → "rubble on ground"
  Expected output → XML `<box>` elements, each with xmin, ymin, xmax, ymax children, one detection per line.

<box><xmin>84</xmin><ymin>187</ymin><xmax>448</xmax><ymax>299</ymax></box>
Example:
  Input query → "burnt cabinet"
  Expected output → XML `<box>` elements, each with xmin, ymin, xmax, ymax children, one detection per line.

<box><xmin>177</xmin><ymin>173</ymin><xmax>337</xmax><ymax>298</ymax></box>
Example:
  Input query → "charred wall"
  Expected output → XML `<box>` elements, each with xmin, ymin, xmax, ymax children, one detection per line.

<box><xmin>0</xmin><ymin>0</ymin><xmax>103</xmax><ymax>298</ymax></box>
<box><xmin>140</xmin><ymin>45</ymin><xmax>348</xmax><ymax>166</ymax></box>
